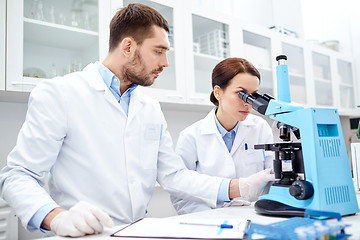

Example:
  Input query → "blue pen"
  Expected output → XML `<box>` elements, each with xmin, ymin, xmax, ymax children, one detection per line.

<box><xmin>179</xmin><ymin>222</ymin><xmax>233</xmax><ymax>229</ymax></box>
<box><xmin>245</xmin><ymin>143</ymin><xmax>248</xmax><ymax>150</ymax></box>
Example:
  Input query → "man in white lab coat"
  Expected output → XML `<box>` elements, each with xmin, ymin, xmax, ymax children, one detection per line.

<box><xmin>0</xmin><ymin>3</ymin><xmax>274</xmax><ymax>238</ymax></box>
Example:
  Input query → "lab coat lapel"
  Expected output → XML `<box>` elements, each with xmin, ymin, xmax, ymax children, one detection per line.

<box><xmin>200</xmin><ymin>110</ymin><xmax>229</xmax><ymax>153</ymax></box>
<box><xmin>201</xmin><ymin>109</ymin><xmax>237</xmax><ymax>177</ymax></box>
<box><xmin>200</xmin><ymin>109</ymin><xmax>220</xmax><ymax>135</ymax></box>
<box><xmin>84</xmin><ymin>63</ymin><xmax>107</xmax><ymax>91</ymax></box>
<box><xmin>230</xmin><ymin>121</ymin><xmax>252</xmax><ymax>155</ymax></box>
<box><xmin>83</xmin><ymin>63</ymin><xmax>124</xmax><ymax>113</ymax></box>
<box><xmin>127</xmin><ymin>89</ymin><xmax>144</xmax><ymax>122</ymax></box>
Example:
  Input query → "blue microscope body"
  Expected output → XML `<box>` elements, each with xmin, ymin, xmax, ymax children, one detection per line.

<box><xmin>240</xmin><ymin>55</ymin><xmax>359</xmax><ymax>216</ymax></box>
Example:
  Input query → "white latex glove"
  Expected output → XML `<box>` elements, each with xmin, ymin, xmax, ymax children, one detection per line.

<box><xmin>238</xmin><ymin>168</ymin><xmax>275</xmax><ymax>199</ymax></box>
<box><xmin>223</xmin><ymin>198</ymin><xmax>251</xmax><ymax>207</ymax></box>
<box><xmin>50</xmin><ymin>201</ymin><xmax>114</xmax><ymax>237</ymax></box>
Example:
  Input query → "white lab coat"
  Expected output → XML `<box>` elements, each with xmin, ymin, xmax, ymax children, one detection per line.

<box><xmin>0</xmin><ymin>63</ymin><xmax>224</xmax><ymax>231</ymax></box>
<box><xmin>171</xmin><ymin>109</ymin><xmax>274</xmax><ymax>214</ymax></box>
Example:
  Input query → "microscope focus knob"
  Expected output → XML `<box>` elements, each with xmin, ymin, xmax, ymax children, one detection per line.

<box><xmin>289</xmin><ymin>180</ymin><xmax>314</xmax><ymax>200</ymax></box>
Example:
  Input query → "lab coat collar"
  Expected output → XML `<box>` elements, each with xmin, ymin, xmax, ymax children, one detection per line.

<box><xmin>83</xmin><ymin>63</ymin><xmax>108</xmax><ymax>91</ymax></box>
<box><xmin>200</xmin><ymin>108</ymin><xmax>220</xmax><ymax>135</ymax></box>
<box><xmin>83</xmin><ymin>63</ymin><xmax>146</xmax><ymax>117</ymax></box>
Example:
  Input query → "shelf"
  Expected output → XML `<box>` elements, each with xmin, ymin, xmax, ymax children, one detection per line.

<box><xmin>255</xmin><ymin>65</ymin><xmax>272</xmax><ymax>72</ymax></box>
<box><xmin>24</xmin><ymin>18</ymin><xmax>98</xmax><ymax>50</ymax></box>
<box><xmin>314</xmin><ymin>77</ymin><xmax>332</xmax><ymax>83</ymax></box>
<box><xmin>289</xmin><ymin>72</ymin><xmax>305</xmax><ymax>78</ymax></box>
<box><xmin>242</xmin><ymin>43</ymin><xmax>271</xmax><ymax>70</ymax></box>
<box><xmin>193</xmin><ymin>53</ymin><xmax>223</xmax><ymax>71</ymax></box>
<box><xmin>193</xmin><ymin>52</ymin><xmax>223</xmax><ymax>61</ymax></box>
<box><xmin>243</xmin><ymin>30</ymin><xmax>270</xmax><ymax>49</ymax></box>
<box><xmin>339</xmin><ymin>82</ymin><xmax>353</xmax><ymax>88</ymax></box>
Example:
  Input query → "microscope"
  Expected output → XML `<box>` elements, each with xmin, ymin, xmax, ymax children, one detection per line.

<box><xmin>238</xmin><ymin>55</ymin><xmax>359</xmax><ymax>217</ymax></box>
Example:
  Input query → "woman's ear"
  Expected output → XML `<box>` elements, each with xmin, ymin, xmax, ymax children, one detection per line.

<box><xmin>213</xmin><ymin>85</ymin><xmax>222</xmax><ymax>101</ymax></box>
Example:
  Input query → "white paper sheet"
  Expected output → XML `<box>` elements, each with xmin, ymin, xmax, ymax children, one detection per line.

<box><xmin>111</xmin><ymin>218</ymin><xmax>250</xmax><ymax>239</ymax></box>
<box><xmin>351</xmin><ymin>143</ymin><xmax>360</xmax><ymax>191</ymax></box>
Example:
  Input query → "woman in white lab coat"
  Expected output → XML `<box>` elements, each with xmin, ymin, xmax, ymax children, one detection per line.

<box><xmin>171</xmin><ymin>58</ymin><xmax>274</xmax><ymax>214</ymax></box>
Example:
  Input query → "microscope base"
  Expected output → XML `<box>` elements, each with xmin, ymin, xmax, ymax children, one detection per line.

<box><xmin>255</xmin><ymin>199</ymin><xmax>305</xmax><ymax>217</ymax></box>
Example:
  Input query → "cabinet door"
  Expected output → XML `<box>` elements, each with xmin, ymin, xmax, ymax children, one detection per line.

<box><xmin>119</xmin><ymin>0</ymin><xmax>186</xmax><ymax>104</ymax></box>
<box><xmin>242</xmin><ymin>28</ymin><xmax>274</xmax><ymax>97</ymax></box>
<box><xmin>0</xmin><ymin>0</ymin><xmax>5</xmax><ymax>91</ymax></box>
<box><xmin>0</xmin><ymin>200</ymin><xmax>18</xmax><ymax>240</ymax></box>
<box><xmin>281</xmin><ymin>42</ymin><xmax>306</xmax><ymax>105</ymax></box>
<box><xmin>337</xmin><ymin>59</ymin><xmax>355</xmax><ymax>109</ymax></box>
<box><xmin>312</xmin><ymin>51</ymin><xmax>333</xmax><ymax>106</ymax></box>
<box><xmin>6</xmin><ymin>0</ymin><xmax>109</xmax><ymax>92</ymax></box>
<box><xmin>184</xmin><ymin>8</ymin><xmax>231</xmax><ymax>106</ymax></box>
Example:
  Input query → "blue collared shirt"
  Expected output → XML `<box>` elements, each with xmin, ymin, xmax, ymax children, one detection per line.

<box><xmin>213</xmin><ymin>110</ymin><xmax>239</xmax><ymax>152</ymax></box>
<box><xmin>28</xmin><ymin>62</ymin><xmax>138</xmax><ymax>231</ymax></box>
<box><xmin>94</xmin><ymin>61</ymin><xmax>137</xmax><ymax>116</ymax></box>
<box><xmin>214</xmin><ymin>108</ymin><xmax>240</xmax><ymax>202</ymax></box>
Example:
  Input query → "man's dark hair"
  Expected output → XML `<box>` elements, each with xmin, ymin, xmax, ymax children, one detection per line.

<box><xmin>109</xmin><ymin>3</ymin><xmax>170</xmax><ymax>51</ymax></box>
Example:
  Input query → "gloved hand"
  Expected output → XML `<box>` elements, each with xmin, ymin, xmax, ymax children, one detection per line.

<box><xmin>50</xmin><ymin>201</ymin><xmax>114</xmax><ymax>237</ymax></box>
<box><xmin>238</xmin><ymin>168</ymin><xmax>275</xmax><ymax>199</ymax></box>
<box><xmin>223</xmin><ymin>198</ymin><xmax>251</xmax><ymax>207</ymax></box>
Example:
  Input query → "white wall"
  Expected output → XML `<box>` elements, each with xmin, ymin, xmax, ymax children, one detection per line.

<box><xmin>0</xmin><ymin>102</ymin><xmax>27</xmax><ymax>169</ymax></box>
<box><xmin>301</xmin><ymin>0</ymin><xmax>360</xmax><ymax>106</ymax></box>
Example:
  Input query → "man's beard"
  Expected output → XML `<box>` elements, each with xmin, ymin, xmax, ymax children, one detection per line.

<box><xmin>122</xmin><ymin>50</ymin><xmax>163</xmax><ymax>87</ymax></box>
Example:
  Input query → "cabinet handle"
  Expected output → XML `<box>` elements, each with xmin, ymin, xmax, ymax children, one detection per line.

<box><xmin>167</xmin><ymin>95</ymin><xmax>184</xmax><ymax>99</ymax></box>
<box><xmin>189</xmin><ymin>97</ymin><xmax>205</xmax><ymax>101</ymax></box>
<box><xmin>11</xmin><ymin>82</ymin><xmax>38</xmax><ymax>86</ymax></box>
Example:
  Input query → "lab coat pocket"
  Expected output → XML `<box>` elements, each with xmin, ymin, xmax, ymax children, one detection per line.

<box><xmin>243</xmin><ymin>149</ymin><xmax>265</xmax><ymax>176</ymax></box>
<box><xmin>141</xmin><ymin>124</ymin><xmax>161</xmax><ymax>169</ymax></box>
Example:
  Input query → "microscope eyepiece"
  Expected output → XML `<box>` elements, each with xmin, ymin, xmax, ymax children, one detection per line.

<box><xmin>238</xmin><ymin>91</ymin><xmax>255</xmax><ymax>104</ymax></box>
<box><xmin>238</xmin><ymin>91</ymin><xmax>273</xmax><ymax>115</ymax></box>
<box><xmin>276</xmin><ymin>55</ymin><xmax>287</xmax><ymax>61</ymax></box>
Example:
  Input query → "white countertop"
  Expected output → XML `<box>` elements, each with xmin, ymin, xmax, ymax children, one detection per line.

<box><xmin>38</xmin><ymin>193</ymin><xmax>360</xmax><ymax>240</ymax></box>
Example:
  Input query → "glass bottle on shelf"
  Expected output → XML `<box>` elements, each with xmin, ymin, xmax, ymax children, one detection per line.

<box><xmin>71</xmin><ymin>0</ymin><xmax>83</xmax><ymax>28</ymax></box>
<box><xmin>27</xmin><ymin>0</ymin><xmax>46</xmax><ymax>21</ymax></box>
<box><xmin>192</xmin><ymin>15</ymin><xmax>229</xmax><ymax>95</ymax></box>
<box><xmin>22</xmin><ymin>0</ymin><xmax>99</xmax><ymax>82</ymax></box>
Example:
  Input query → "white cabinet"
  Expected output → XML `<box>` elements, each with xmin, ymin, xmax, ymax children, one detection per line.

<box><xmin>312</xmin><ymin>50</ymin><xmax>333</xmax><ymax>106</ymax></box>
<box><xmin>306</xmin><ymin>44</ymin><xmax>357</xmax><ymax>115</ymax></box>
<box><xmin>240</xmin><ymin>26</ymin><xmax>357</xmax><ymax>115</ymax></box>
<box><xmin>6</xmin><ymin>0</ymin><xmax>111</xmax><ymax>92</ymax></box>
<box><xmin>280</xmin><ymin>38</ymin><xmax>307</xmax><ymax>105</ymax></box>
<box><xmin>0</xmin><ymin>0</ymin><xmax>5</xmax><ymax>91</ymax></box>
<box><xmin>0</xmin><ymin>199</ymin><xmax>18</xmax><ymax>240</ymax></box>
<box><xmin>184</xmin><ymin>9</ymin><xmax>232</xmax><ymax>105</ymax></box>
<box><xmin>337</xmin><ymin>58</ymin><xmax>355</xmax><ymax>109</ymax></box>
<box><xmin>2</xmin><ymin>0</ymin><xmax>359</xmax><ymax>115</ymax></box>
<box><xmin>241</xmin><ymin>27</ymin><xmax>274</xmax><ymax>97</ymax></box>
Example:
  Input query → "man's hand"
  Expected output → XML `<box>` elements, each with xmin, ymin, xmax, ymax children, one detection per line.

<box><xmin>238</xmin><ymin>169</ymin><xmax>275</xmax><ymax>199</ymax></box>
<box><xmin>48</xmin><ymin>201</ymin><xmax>114</xmax><ymax>237</ymax></box>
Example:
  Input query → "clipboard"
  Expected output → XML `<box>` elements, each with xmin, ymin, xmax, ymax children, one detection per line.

<box><xmin>110</xmin><ymin>217</ymin><xmax>250</xmax><ymax>239</ymax></box>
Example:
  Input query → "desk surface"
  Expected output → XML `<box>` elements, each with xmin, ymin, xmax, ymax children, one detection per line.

<box><xmin>41</xmin><ymin>193</ymin><xmax>360</xmax><ymax>240</ymax></box>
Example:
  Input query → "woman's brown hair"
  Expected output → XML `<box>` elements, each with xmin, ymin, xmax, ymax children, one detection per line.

<box><xmin>210</xmin><ymin>58</ymin><xmax>260</xmax><ymax>106</ymax></box>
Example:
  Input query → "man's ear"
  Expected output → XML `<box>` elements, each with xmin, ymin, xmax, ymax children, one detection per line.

<box><xmin>213</xmin><ymin>85</ymin><xmax>222</xmax><ymax>101</ymax></box>
<box><xmin>120</xmin><ymin>37</ymin><xmax>136</xmax><ymax>57</ymax></box>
